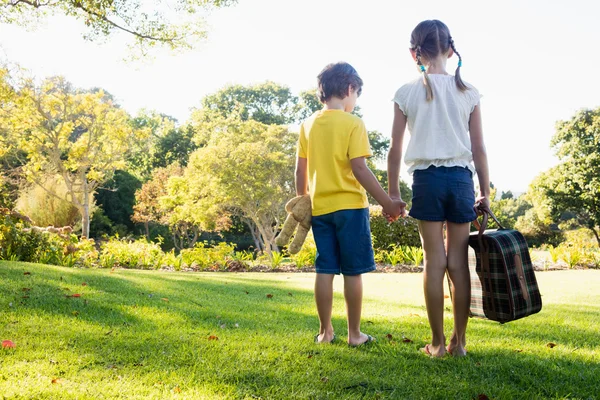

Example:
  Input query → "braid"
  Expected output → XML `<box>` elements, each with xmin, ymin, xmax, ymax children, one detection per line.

<box><xmin>415</xmin><ymin>46</ymin><xmax>433</xmax><ymax>101</ymax></box>
<box><xmin>449</xmin><ymin>37</ymin><xmax>468</xmax><ymax>92</ymax></box>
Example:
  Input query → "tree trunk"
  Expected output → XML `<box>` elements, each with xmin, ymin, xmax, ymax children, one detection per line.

<box><xmin>591</xmin><ymin>226</ymin><xmax>600</xmax><ymax>248</ymax></box>
<box><xmin>244</xmin><ymin>219</ymin><xmax>262</xmax><ymax>252</ymax></box>
<box><xmin>144</xmin><ymin>221</ymin><xmax>150</xmax><ymax>239</ymax></box>
<box><xmin>254</xmin><ymin>219</ymin><xmax>279</xmax><ymax>258</ymax></box>
<box><xmin>81</xmin><ymin>177</ymin><xmax>90</xmax><ymax>239</ymax></box>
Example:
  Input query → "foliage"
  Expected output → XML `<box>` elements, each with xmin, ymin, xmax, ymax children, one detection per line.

<box><xmin>94</xmin><ymin>170</ymin><xmax>142</xmax><ymax>233</ymax></box>
<box><xmin>197</xmin><ymin>82</ymin><xmax>298</xmax><ymax>126</ymax></box>
<box><xmin>15</xmin><ymin>175</ymin><xmax>79</xmax><ymax>228</ymax></box>
<box><xmin>186</xmin><ymin>112</ymin><xmax>295</xmax><ymax>256</ymax></box>
<box><xmin>531</xmin><ymin>108</ymin><xmax>600</xmax><ymax>247</ymax></box>
<box><xmin>0</xmin><ymin>209</ymin><xmax>49</xmax><ymax>262</ymax></box>
<box><xmin>180</xmin><ymin>241</ymin><xmax>236</xmax><ymax>271</ymax></box>
<box><xmin>0</xmin><ymin>0</ymin><xmax>238</xmax><ymax>58</ymax></box>
<box><xmin>0</xmin><ymin>74</ymin><xmax>140</xmax><ymax>238</ymax></box>
<box><xmin>369</xmin><ymin>206</ymin><xmax>421</xmax><ymax>250</ymax></box>
<box><xmin>489</xmin><ymin>194</ymin><xmax>532</xmax><ymax>230</ymax></box>
<box><xmin>99</xmin><ymin>237</ymin><xmax>165</xmax><ymax>269</ymax></box>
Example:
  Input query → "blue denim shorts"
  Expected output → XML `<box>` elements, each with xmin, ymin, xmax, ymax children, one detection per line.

<box><xmin>409</xmin><ymin>166</ymin><xmax>477</xmax><ymax>224</ymax></box>
<box><xmin>312</xmin><ymin>208</ymin><xmax>376</xmax><ymax>275</ymax></box>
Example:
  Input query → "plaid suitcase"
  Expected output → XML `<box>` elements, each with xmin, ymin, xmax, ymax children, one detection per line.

<box><xmin>462</xmin><ymin>206</ymin><xmax>542</xmax><ymax>323</ymax></box>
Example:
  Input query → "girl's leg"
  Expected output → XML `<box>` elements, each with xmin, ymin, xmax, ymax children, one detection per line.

<box><xmin>314</xmin><ymin>273</ymin><xmax>335</xmax><ymax>342</ymax></box>
<box><xmin>445</xmin><ymin>222</ymin><xmax>471</xmax><ymax>356</ymax></box>
<box><xmin>418</xmin><ymin>220</ymin><xmax>447</xmax><ymax>357</ymax></box>
<box><xmin>343</xmin><ymin>274</ymin><xmax>370</xmax><ymax>346</ymax></box>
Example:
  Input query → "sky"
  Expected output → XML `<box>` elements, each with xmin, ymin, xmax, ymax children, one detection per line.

<box><xmin>1</xmin><ymin>0</ymin><xmax>599</xmax><ymax>193</ymax></box>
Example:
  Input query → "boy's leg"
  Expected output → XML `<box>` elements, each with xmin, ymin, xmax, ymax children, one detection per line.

<box><xmin>343</xmin><ymin>274</ymin><xmax>371</xmax><ymax>345</ymax></box>
<box><xmin>314</xmin><ymin>273</ymin><xmax>335</xmax><ymax>342</ymax></box>
<box><xmin>445</xmin><ymin>221</ymin><xmax>471</xmax><ymax>356</ymax></box>
<box><xmin>418</xmin><ymin>220</ymin><xmax>447</xmax><ymax>357</ymax></box>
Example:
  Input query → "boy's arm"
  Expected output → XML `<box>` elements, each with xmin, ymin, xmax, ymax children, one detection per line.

<box><xmin>469</xmin><ymin>104</ymin><xmax>491</xmax><ymax>208</ymax></box>
<box><xmin>351</xmin><ymin>157</ymin><xmax>403</xmax><ymax>218</ymax></box>
<box><xmin>387</xmin><ymin>103</ymin><xmax>407</xmax><ymax>200</ymax></box>
<box><xmin>295</xmin><ymin>157</ymin><xmax>308</xmax><ymax>196</ymax></box>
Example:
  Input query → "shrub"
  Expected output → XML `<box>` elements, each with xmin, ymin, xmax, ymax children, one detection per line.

<box><xmin>369</xmin><ymin>206</ymin><xmax>421</xmax><ymax>250</ymax></box>
<box><xmin>180</xmin><ymin>241</ymin><xmax>236</xmax><ymax>271</ymax></box>
<box><xmin>403</xmin><ymin>246</ymin><xmax>424</xmax><ymax>267</ymax></box>
<box><xmin>560</xmin><ymin>246</ymin><xmax>582</xmax><ymax>269</ymax></box>
<box><xmin>100</xmin><ymin>237</ymin><xmax>165</xmax><ymax>269</ymax></box>
<box><xmin>0</xmin><ymin>210</ymin><xmax>50</xmax><ymax>262</ymax></box>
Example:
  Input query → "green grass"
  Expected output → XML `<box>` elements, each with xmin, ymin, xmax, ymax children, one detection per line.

<box><xmin>1</xmin><ymin>261</ymin><xmax>599</xmax><ymax>399</ymax></box>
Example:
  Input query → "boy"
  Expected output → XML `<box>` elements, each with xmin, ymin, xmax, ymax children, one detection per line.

<box><xmin>296</xmin><ymin>62</ymin><xmax>405</xmax><ymax>346</ymax></box>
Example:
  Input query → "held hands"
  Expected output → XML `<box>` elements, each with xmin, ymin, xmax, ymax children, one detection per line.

<box><xmin>383</xmin><ymin>197</ymin><xmax>407</xmax><ymax>222</ymax></box>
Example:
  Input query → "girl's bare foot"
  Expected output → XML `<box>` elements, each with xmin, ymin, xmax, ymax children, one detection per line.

<box><xmin>447</xmin><ymin>334</ymin><xmax>467</xmax><ymax>356</ymax></box>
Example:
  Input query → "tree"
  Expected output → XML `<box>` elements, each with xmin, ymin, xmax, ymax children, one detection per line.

<box><xmin>185</xmin><ymin>114</ymin><xmax>295</xmax><ymax>256</ymax></box>
<box><xmin>1</xmin><ymin>75</ymin><xmax>139</xmax><ymax>238</ymax></box>
<box><xmin>196</xmin><ymin>82</ymin><xmax>298</xmax><ymax>126</ymax></box>
<box><xmin>0</xmin><ymin>0</ymin><xmax>237</xmax><ymax>57</ymax></box>
<box><xmin>94</xmin><ymin>170</ymin><xmax>142</xmax><ymax>233</ymax></box>
<box><xmin>532</xmin><ymin>109</ymin><xmax>600</xmax><ymax>246</ymax></box>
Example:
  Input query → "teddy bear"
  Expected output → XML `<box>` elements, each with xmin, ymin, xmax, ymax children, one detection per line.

<box><xmin>275</xmin><ymin>194</ymin><xmax>312</xmax><ymax>254</ymax></box>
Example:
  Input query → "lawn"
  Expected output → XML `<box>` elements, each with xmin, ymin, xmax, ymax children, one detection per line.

<box><xmin>1</xmin><ymin>261</ymin><xmax>599</xmax><ymax>399</ymax></box>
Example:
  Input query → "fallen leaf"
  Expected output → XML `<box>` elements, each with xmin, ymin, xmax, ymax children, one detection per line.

<box><xmin>386</xmin><ymin>334</ymin><xmax>393</xmax><ymax>340</ymax></box>
<box><xmin>515</xmin><ymin>349</ymin><xmax>523</xmax><ymax>353</ymax></box>
<box><xmin>477</xmin><ymin>395</ymin><xmax>490</xmax><ymax>400</ymax></box>
<box><xmin>475</xmin><ymin>362</ymin><xmax>482</xmax><ymax>367</ymax></box>
<box><xmin>23</xmin><ymin>272</ymin><xmax>31</xmax><ymax>275</ymax></box>
<box><xmin>547</xmin><ymin>342</ymin><xmax>557</xmax><ymax>348</ymax></box>
<box><xmin>320</xmin><ymin>377</ymin><xmax>329</xmax><ymax>383</ymax></box>
<box><xmin>220</xmin><ymin>324</ymin><xmax>226</xmax><ymax>329</ymax></box>
<box><xmin>173</xmin><ymin>386</ymin><xmax>182</xmax><ymax>393</ymax></box>
<box><xmin>81</xmin><ymin>283</ymin><xmax>87</xmax><ymax>286</ymax></box>
<box><xmin>22</xmin><ymin>288</ymin><xmax>31</xmax><ymax>291</ymax></box>
<box><xmin>49</xmin><ymin>359</ymin><xmax>57</xmax><ymax>364</ymax></box>
<box><xmin>161</xmin><ymin>298</ymin><xmax>169</xmax><ymax>302</ymax></box>
<box><xmin>62</xmin><ymin>288</ymin><xmax>71</xmax><ymax>291</ymax></box>
<box><xmin>208</xmin><ymin>335</ymin><xmax>219</xmax><ymax>341</ymax></box>
<box><xmin>402</xmin><ymin>337</ymin><xmax>413</xmax><ymax>343</ymax></box>
<box><xmin>133</xmin><ymin>363</ymin><xmax>143</xmax><ymax>367</ymax></box>
<box><xmin>105</xmin><ymin>330</ymin><xmax>113</xmax><ymax>336</ymax></box>
<box><xmin>308</xmin><ymin>354</ymin><xmax>313</xmax><ymax>359</ymax></box>
<box><xmin>216</xmin><ymin>315</ymin><xmax>221</xmax><ymax>319</ymax></box>
<box><xmin>21</xmin><ymin>296</ymin><xmax>29</xmax><ymax>299</ymax></box>
<box><xmin>266</xmin><ymin>294</ymin><xmax>273</xmax><ymax>298</ymax></box>
<box><xmin>409</xmin><ymin>313</ymin><xmax>420</xmax><ymax>317</ymax></box>
<box><xmin>2</xmin><ymin>340</ymin><xmax>16</xmax><ymax>348</ymax></box>
<box><xmin>234</xmin><ymin>323</ymin><xmax>239</xmax><ymax>328</ymax></box>
<box><xmin>72</xmin><ymin>311</ymin><xmax>80</xmax><ymax>316</ymax></box>
<box><xmin>72</xmin><ymin>294</ymin><xmax>81</xmax><ymax>298</ymax></box>
<box><xmin>288</xmin><ymin>292</ymin><xmax>293</xmax><ymax>296</ymax></box>
<box><xmin>444</xmin><ymin>295</ymin><xmax>450</xmax><ymax>299</ymax></box>
<box><xmin>51</xmin><ymin>378</ymin><xmax>62</xmax><ymax>385</ymax></box>
<box><xmin>245</xmin><ymin>291</ymin><xmax>249</xmax><ymax>294</ymax></box>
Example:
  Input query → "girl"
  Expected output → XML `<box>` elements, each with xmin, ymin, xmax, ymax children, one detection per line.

<box><xmin>387</xmin><ymin>20</ymin><xmax>490</xmax><ymax>357</ymax></box>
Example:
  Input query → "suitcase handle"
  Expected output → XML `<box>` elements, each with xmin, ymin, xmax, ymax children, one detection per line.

<box><xmin>473</xmin><ymin>202</ymin><xmax>504</xmax><ymax>235</ymax></box>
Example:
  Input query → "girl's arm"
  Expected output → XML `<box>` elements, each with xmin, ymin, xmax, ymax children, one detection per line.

<box><xmin>469</xmin><ymin>104</ymin><xmax>491</xmax><ymax>207</ymax></box>
<box><xmin>387</xmin><ymin>103</ymin><xmax>408</xmax><ymax>201</ymax></box>
<box><xmin>295</xmin><ymin>157</ymin><xmax>308</xmax><ymax>196</ymax></box>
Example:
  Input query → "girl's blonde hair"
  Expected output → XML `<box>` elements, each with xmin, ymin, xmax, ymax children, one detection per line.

<box><xmin>410</xmin><ymin>20</ymin><xmax>468</xmax><ymax>101</ymax></box>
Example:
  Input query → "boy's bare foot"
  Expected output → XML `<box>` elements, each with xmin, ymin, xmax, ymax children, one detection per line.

<box><xmin>348</xmin><ymin>332</ymin><xmax>375</xmax><ymax>347</ymax></box>
<box><xmin>420</xmin><ymin>343</ymin><xmax>446</xmax><ymax>358</ymax></box>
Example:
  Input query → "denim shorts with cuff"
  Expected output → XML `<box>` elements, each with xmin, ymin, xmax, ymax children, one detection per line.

<box><xmin>409</xmin><ymin>166</ymin><xmax>478</xmax><ymax>224</ymax></box>
<box><xmin>312</xmin><ymin>208</ymin><xmax>376</xmax><ymax>276</ymax></box>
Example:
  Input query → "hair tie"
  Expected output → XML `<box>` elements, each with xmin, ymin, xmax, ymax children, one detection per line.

<box><xmin>420</xmin><ymin>65</ymin><xmax>426</xmax><ymax>72</ymax></box>
<box><xmin>458</xmin><ymin>60</ymin><xmax>462</xmax><ymax>67</ymax></box>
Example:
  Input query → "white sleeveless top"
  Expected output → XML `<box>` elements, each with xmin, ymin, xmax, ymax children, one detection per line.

<box><xmin>393</xmin><ymin>74</ymin><xmax>481</xmax><ymax>175</ymax></box>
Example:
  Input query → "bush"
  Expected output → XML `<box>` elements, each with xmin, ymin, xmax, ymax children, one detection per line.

<box><xmin>99</xmin><ymin>237</ymin><xmax>166</xmax><ymax>269</ymax></box>
<box><xmin>180</xmin><ymin>241</ymin><xmax>236</xmax><ymax>271</ymax></box>
<box><xmin>369</xmin><ymin>206</ymin><xmax>421</xmax><ymax>250</ymax></box>
<box><xmin>0</xmin><ymin>209</ymin><xmax>50</xmax><ymax>262</ymax></box>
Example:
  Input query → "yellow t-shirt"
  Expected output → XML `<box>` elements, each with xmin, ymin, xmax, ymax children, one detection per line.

<box><xmin>297</xmin><ymin>109</ymin><xmax>372</xmax><ymax>216</ymax></box>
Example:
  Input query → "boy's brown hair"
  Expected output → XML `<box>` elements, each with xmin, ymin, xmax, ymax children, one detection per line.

<box><xmin>317</xmin><ymin>62</ymin><xmax>363</xmax><ymax>103</ymax></box>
